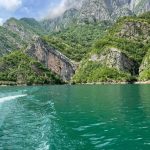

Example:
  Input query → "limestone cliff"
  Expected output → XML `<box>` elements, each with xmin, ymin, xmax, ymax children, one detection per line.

<box><xmin>73</xmin><ymin>12</ymin><xmax>150</xmax><ymax>83</ymax></box>
<box><xmin>90</xmin><ymin>47</ymin><xmax>138</xmax><ymax>75</ymax></box>
<box><xmin>26</xmin><ymin>37</ymin><xmax>77</xmax><ymax>81</ymax></box>
<box><xmin>117</xmin><ymin>20</ymin><xmax>150</xmax><ymax>42</ymax></box>
<box><xmin>0</xmin><ymin>17</ymin><xmax>43</xmax><ymax>56</ymax></box>
<box><xmin>3</xmin><ymin>18</ymin><xmax>35</xmax><ymax>42</ymax></box>
<box><xmin>41</xmin><ymin>0</ymin><xmax>150</xmax><ymax>32</ymax></box>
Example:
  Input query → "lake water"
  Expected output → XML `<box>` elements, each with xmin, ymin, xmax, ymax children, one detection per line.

<box><xmin>0</xmin><ymin>85</ymin><xmax>150</xmax><ymax>150</ymax></box>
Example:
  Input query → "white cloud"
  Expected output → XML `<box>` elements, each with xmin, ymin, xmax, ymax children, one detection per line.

<box><xmin>45</xmin><ymin>0</ymin><xmax>83</xmax><ymax>19</ymax></box>
<box><xmin>46</xmin><ymin>0</ymin><xmax>69</xmax><ymax>19</ymax></box>
<box><xmin>0</xmin><ymin>0</ymin><xmax>22</xmax><ymax>11</ymax></box>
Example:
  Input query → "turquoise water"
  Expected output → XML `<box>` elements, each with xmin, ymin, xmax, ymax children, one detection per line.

<box><xmin>0</xmin><ymin>85</ymin><xmax>150</xmax><ymax>150</ymax></box>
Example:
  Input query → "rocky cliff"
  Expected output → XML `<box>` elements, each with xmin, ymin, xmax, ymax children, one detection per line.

<box><xmin>3</xmin><ymin>18</ymin><xmax>36</xmax><ymax>43</ymax></box>
<box><xmin>0</xmin><ymin>17</ymin><xmax>44</xmax><ymax>56</ymax></box>
<box><xmin>90</xmin><ymin>47</ymin><xmax>138</xmax><ymax>75</ymax></box>
<box><xmin>117</xmin><ymin>20</ymin><xmax>150</xmax><ymax>42</ymax></box>
<box><xmin>132</xmin><ymin>0</ymin><xmax>150</xmax><ymax>14</ymax></box>
<box><xmin>0</xmin><ymin>1</ymin><xmax>150</xmax><ymax>84</ymax></box>
<box><xmin>77</xmin><ymin>0</ymin><xmax>133</xmax><ymax>23</ymax></box>
<box><xmin>26</xmin><ymin>37</ymin><xmax>77</xmax><ymax>81</ymax></box>
<box><xmin>41</xmin><ymin>0</ymin><xmax>150</xmax><ymax>32</ymax></box>
<box><xmin>0</xmin><ymin>51</ymin><xmax>62</xmax><ymax>85</ymax></box>
<box><xmin>41</xmin><ymin>8</ymin><xmax>79</xmax><ymax>32</ymax></box>
<box><xmin>73</xmin><ymin>12</ymin><xmax>150</xmax><ymax>83</ymax></box>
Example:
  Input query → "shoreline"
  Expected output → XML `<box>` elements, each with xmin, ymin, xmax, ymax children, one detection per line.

<box><xmin>79</xmin><ymin>81</ymin><xmax>150</xmax><ymax>85</ymax></box>
<box><xmin>1</xmin><ymin>81</ymin><xmax>150</xmax><ymax>86</ymax></box>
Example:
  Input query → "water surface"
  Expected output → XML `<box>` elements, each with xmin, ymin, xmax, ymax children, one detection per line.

<box><xmin>0</xmin><ymin>85</ymin><xmax>150</xmax><ymax>150</ymax></box>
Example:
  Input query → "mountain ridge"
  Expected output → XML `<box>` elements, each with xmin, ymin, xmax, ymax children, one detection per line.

<box><xmin>0</xmin><ymin>1</ymin><xmax>150</xmax><ymax>84</ymax></box>
<box><xmin>41</xmin><ymin>0</ymin><xmax>150</xmax><ymax>32</ymax></box>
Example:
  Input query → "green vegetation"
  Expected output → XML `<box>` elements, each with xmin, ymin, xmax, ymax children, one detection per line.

<box><xmin>73</xmin><ymin>12</ymin><xmax>150</xmax><ymax>83</ymax></box>
<box><xmin>93</xmin><ymin>36</ymin><xmax>148</xmax><ymax>64</ymax></box>
<box><xmin>73</xmin><ymin>61</ymin><xmax>133</xmax><ymax>83</ymax></box>
<box><xmin>139</xmin><ymin>70</ymin><xmax>150</xmax><ymax>81</ymax></box>
<box><xmin>20</xmin><ymin>18</ymin><xmax>46</xmax><ymax>35</ymax></box>
<box><xmin>93</xmin><ymin>15</ymin><xmax>150</xmax><ymax>64</ymax></box>
<box><xmin>1</xmin><ymin>11</ymin><xmax>150</xmax><ymax>84</ymax></box>
<box><xmin>44</xmin><ymin>22</ymin><xmax>111</xmax><ymax>61</ymax></box>
<box><xmin>139</xmin><ymin>11</ymin><xmax>150</xmax><ymax>20</ymax></box>
<box><xmin>6</xmin><ymin>17</ymin><xmax>45</xmax><ymax>35</ymax></box>
<box><xmin>0</xmin><ymin>51</ymin><xmax>61</xmax><ymax>85</ymax></box>
<box><xmin>0</xmin><ymin>17</ymin><xmax>46</xmax><ymax>56</ymax></box>
<box><xmin>0</xmin><ymin>26</ymin><xmax>26</xmax><ymax>55</ymax></box>
<box><xmin>139</xmin><ymin>49</ymin><xmax>150</xmax><ymax>81</ymax></box>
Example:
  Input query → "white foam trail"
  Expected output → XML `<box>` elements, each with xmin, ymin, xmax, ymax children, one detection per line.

<box><xmin>0</xmin><ymin>94</ymin><xmax>27</xmax><ymax>103</ymax></box>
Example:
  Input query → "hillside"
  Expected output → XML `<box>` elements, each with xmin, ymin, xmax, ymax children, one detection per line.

<box><xmin>0</xmin><ymin>51</ymin><xmax>61</xmax><ymax>85</ymax></box>
<box><xmin>0</xmin><ymin>17</ymin><xmax>46</xmax><ymax>56</ymax></box>
<box><xmin>44</xmin><ymin>21</ymin><xmax>111</xmax><ymax>61</ymax></box>
<box><xmin>73</xmin><ymin>12</ymin><xmax>150</xmax><ymax>83</ymax></box>
<box><xmin>0</xmin><ymin>0</ymin><xmax>149</xmax><ymax>57</ymax></box>
<box><xmin>0</xmin><ymin>1</ymin><xmax>150</xmax><ymax>84</ymax></box>
<box><xmin>0</xmin><ymin>25</ymin><xmax>26</xmax><ymax>56</ymax></box>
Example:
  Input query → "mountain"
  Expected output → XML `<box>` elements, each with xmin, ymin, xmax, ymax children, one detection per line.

<box><xmin>41</xmin><ymin>8</ymin><xmax>79</xmax><ymax>32</ymax></box>
<box><xmin>72</xmin><ymin>12</ymin><xmax>150</xmax><ymax>83</ymax></box>
<box><xmin>1</xmin><ymin>0</ymin><xmax>150</xmax><ymax>56</ymax></box>
<box><xmin>41</xmin><ymin>0</ymin><xmax>150</xmax><ymax>32</ymax></box>
<box><xmin>0</xmin><ymin>16</ymin><xmax>78</xmax><ymax>83</ymax></box>
<box><xmin>0</xmin><ymin>18</ymin><xmax>76</xmax><ymax>83</ymax></box>
<box><xmin>0</xmin><ymin>1</ymin><xmax>150</xmax><ymax>84</ymax></box>
<box><xmin>0</xmin><ymin>51</ymin><xmax>61</xmax><ymax>85</ymax></box>
<box><xmin>0</xmin><ymin>17</ymin><xmax>48</xmax><ymax>55</ymax></box>
<box><xmin>0</xmin><ymin>25</ymin><xmax>26</xmax><ymax>56</ymax></box>
<box><xmin>131</xmin><ymin>0</ymin><xmax>150</xmax><ymax>14</ymax></box>
<box><xmin>45</xmin><ymin>21</ymin><xmax>111</xmax><ymax>61</ymax></box>
<box><xmin>25</xmin><ymin>37</ymin><xmax>77</xmax><ymax>81</ymax></box>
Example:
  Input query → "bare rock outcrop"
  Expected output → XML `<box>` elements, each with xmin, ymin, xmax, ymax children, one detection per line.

<box><xmin>117</xmin><ymin>21</ymin><xmax>150</xmax><ymax>42</ymax></box>
<box><xmin>26</xmin><ymin>37</ymin><xmax>77</xmax><ymax>81</ymax></box>
<box><xmin>90</xmin><ymin>47</ymin><xmax>138</xmax><ymax>75</ymax></box>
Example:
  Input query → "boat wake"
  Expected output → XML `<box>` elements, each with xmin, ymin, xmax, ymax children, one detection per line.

<box><xmin>0</xmin><ymin>94</ymin><xmax>27</xmax><ymax>104</ymax></box>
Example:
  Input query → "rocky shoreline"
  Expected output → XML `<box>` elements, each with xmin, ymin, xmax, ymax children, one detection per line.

<box><xmin>1</xmin><ymin>80</ymin><xmax>150</xmax><ymax>86</ymax></box>
<box><xmin>79</xmin><ymin>80</ymin><xmax>150</xmax><ymax>85</ymax></box>
<box><xmin>82</xmin><ymin>82</ymin><xmax>150</xmax><ymax>85</ymax></box>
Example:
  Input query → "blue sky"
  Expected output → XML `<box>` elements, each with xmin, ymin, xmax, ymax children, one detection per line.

<box><xmin>0</xmin><ymin>0</ymin><xmax>64</xmax><ymax>24</ymax></box>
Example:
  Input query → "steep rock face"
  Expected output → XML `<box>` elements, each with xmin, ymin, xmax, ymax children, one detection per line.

<box><xmin>3</xmin><ymin>18</ymin><xmax>36</xmax><ymax>43</ymax></box>
<box><xmin>90</xmin><ymin>47</ymin><xmax>138</xmax><ymax>75</ymax></box>
<box><xmin>0</xmin><ymin>17</ymin><xmax>46</xmax><ymax>56</ymax></box>
<box><xmin>41</xmin><ymin>8</ymin><xmax>79</xmax><ymax>32</ymax></box>
<box><xmin>78</xmin><ymin>0</ymin><xmax>150</xmax><ymax>22</ymax></box>
<box><xmin>0</xmin><ymin>26</ymin><xmax>24</xmax><ymax>56</ymax></box>
<box><xmin>131</xmin><ymin>0</ymin><xmax>150</xmax><ymax>14</ymax></box>
<box><xmin>78</xmin><ymin>0</ymin><xmax>133</xmax><ymax>23</ymax></box>
<box><xmin>0</xmin><ymin>51</ymin><xmax>61</xmax><ymax>85</ymax></box>
<box><xmin>42</xmin><ymin>0</ymin><xmax>150</xmax><ymax>32</ymax></box>
<box><xmin>78</xmin><ymin>0</ymin><xmax>111</xmax><ymax>23</ymax></box>
<box><xmin>26</xmin><ymin>37</ymin><xmax>77</xmax><ymax>81</ymax></box>
<box><xmin>117</xmin><ymin>21</ymin><xmax>150</xmax><ymax>42</ymax></box>
<box><xmin>0</xmin><ymin>18</ymin><xmax>40</xmax><ymax>56</ymax></box>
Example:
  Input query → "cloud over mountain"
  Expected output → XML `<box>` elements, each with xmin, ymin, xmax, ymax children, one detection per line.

<box><xmin>46</xmin><ymin>0</ymin><xmax>83</xmax><ymax>19</ymax></box>
<box><xmin>0</xmin><ymin>0</ymin><xmax>22</xmax><ymax>11</ymax></box>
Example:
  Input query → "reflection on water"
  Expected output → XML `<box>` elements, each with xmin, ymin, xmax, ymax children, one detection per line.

<box><xmin>0</xmin><ymin>85</ymin><xmax>150</xmax><ymax>150</ymax></box>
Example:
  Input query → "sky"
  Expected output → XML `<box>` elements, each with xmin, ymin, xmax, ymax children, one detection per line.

<box><xmin>0</xmin><ymin>0</ymin><xmax>71</xmax><ymax>25</ymax></box>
